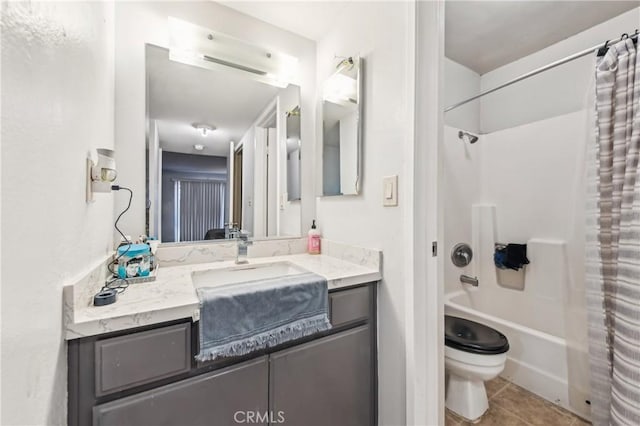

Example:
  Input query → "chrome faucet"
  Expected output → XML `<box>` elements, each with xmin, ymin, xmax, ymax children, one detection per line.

<box><xmin>236</xmin><ymin>231</ymin><xmax>253</xmax><ymax>264</ymax></box>
<box><xmin>460</xmin><ymin>274</ymin><xmax>479</xmax><ymax>287</ymax></box>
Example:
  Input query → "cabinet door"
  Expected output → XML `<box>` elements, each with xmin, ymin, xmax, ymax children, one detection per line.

<box><xmin>270</xmin><ymin>326</ymin><xmax>372</xmax><ymax>426</ymax></box>
<box><xmin>93</xmin><ymin>357</ymin><xmax>268</xmax><ymax>426</ymax></box>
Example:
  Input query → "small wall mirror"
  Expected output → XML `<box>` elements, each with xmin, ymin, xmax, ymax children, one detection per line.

<box><xmin>146</xmin><ymin>42</ymin><xmax>302</xmax><ymax>243</ymax></box>
<box><xmin>322</xmin><ymin>56</ymin><xmax>362</xmax><ymax>196</ymax></box>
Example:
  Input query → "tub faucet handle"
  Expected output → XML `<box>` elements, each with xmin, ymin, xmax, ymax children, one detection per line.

<box><xmin>452</xmin><ymin>243</ymin><xmax>473</xmax><ymax>267</ymax></box>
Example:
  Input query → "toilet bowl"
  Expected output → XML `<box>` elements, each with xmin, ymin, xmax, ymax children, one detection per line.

<box><xmin>444</xmin><ymin>315</ymin><xmax>509</xmax><ymax>421</ymax></box>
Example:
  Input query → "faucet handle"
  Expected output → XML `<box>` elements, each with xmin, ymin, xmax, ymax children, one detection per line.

<box><xmin>451</xmin><ymin>243</ymin><xmax>473</xmax><ymax>267</ymax></box>
<box><xmin>238</xmin><ymin>230</ymin><xmax>252</xmax><ymax>242</ymax></box>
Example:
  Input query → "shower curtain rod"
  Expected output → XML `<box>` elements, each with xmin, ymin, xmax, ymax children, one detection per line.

<box><xmin>445</xmin><ymin>31</ymin><xmax>638</xmax><ymax>112</ymax></box>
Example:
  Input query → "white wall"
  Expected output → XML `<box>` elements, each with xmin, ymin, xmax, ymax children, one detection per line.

<box><xmin>0</xmin><ymin>2</ymin><xmax>115</xmax><ymax>424</ymax></box>
<box><xmin>444</xmin><ymin>58</ymin><xmax>481</xmax><ymax>133</ymax></box>
<box><xmin>480</xmin><ymin>7</ymin><xmax>640</xmax><ymax>133</ymax></box>
<box><xmin>114</xmin><ymin>1</ymin><xmax>316</xmax><ymax>240</ymax></box>
<box><xmin>314</xmin><ymin>2</ymin><xmax>417</xmax><ymax>424</ymax></box>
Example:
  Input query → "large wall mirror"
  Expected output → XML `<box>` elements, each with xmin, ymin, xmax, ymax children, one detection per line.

<box><xmin>322</xmin><ymin>56</ymin><xmax>363</xmax><ymax>196</ymax></box>
<box><xmin>146</xmin><ymin>40</ymin><xmax>302</xmax><ymax>243</ymax></box>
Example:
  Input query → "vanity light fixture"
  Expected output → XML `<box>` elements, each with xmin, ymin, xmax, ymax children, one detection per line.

<box><xmin>168</xmin><ymin>17</ymin><xmax>299</xmax><ymax>89</ymax></box>
<box><xmin>86</xmin><ymin>148</ymin><xmax>117</xmax><ymax>202</ymax></box>
<box><xmin>335</xmin><ymin>56</ymin><xmax>355</xmax><ymax>71</ymax></box>
<box><xmin>192</xmin><ymin>123</ymin><xmax>216</xmax><ymax>137</ymax></box>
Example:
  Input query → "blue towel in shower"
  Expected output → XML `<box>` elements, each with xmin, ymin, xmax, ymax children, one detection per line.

<box><xmin>494</xmin><ymin>250</ymin><xmax>508</xmax><ymax>269</ymax></box>
<box><xmin>495</xmin><ymin>244</ymin><xmax>529</xmax><ymax>270</ymax></box>
<box><xmin>195</xmin><ymin>272</ymin><xmax>331</xmax><ymax>362</ymax></box>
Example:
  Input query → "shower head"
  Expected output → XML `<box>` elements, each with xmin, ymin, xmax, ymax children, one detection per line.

<box><xmin>458</xmin><ymin>130</ymin><xmax>478</xmax><ymax>144</ymax></box>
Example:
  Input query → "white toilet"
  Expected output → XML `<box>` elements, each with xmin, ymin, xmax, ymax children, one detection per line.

<box><xmin>444</xmin><ymin>315</ymin><xmax>509</xmax><ymax>421</ymax></box>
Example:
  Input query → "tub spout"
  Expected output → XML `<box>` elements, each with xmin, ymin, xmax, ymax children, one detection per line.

<box><xmin>460</xmin><ymin>274</ymin><xmax>479</xmax><ymax>286</ymax></box>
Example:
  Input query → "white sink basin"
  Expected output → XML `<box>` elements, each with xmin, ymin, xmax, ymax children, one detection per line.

<box><xmin>191</xmin><ymin>262</ymin><xmax>309</xmax><ymax>289</ymax></box>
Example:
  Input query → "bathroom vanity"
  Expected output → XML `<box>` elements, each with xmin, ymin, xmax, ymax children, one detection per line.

<box><xmin>64</xmin><ymin>241</ymin><xmax>381</xmax><ymax>426</ymax></box>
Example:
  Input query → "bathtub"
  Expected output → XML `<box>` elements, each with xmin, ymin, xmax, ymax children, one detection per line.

<box><xmin>445</xmin><ymin>290</ymin><xmax>592</xmax><ymax>420</ymax></box>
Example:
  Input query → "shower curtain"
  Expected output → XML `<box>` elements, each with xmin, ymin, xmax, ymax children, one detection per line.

<box><xmin>586</xmin><ymin>38</ymin><xmax>640</xmax><ymax>426</ymax></box>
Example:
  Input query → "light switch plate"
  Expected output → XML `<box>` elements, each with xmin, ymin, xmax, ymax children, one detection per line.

<box><xmin>383</xmin><ymin>175</ymin><xmax>398</xmax><ymax>207</ymax></box>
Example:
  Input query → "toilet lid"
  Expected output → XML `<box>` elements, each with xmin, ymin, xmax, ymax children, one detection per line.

<box><xmin>445</xmin><ymin>316</ymin><xmax>509</xmax><ymax>355</ymax></box>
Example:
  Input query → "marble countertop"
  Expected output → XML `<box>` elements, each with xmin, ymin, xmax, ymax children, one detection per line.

<box><xmin>64</xmin><ymin>250</ymin><xmax>381</xmax><ymax>340</ymax></box>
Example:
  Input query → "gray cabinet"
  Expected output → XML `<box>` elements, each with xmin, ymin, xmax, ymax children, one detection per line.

<box><xmin>329</xmin><ymin>285</ymin><xmax>371</xmax><ymax>327</ymax></box>
<box><xmin>94</xmin><ymin>322</ymin><xmax>191</xmax><ymax>396</ymax></box>
<box><xmin>69</xmin><ymin>283</ymin><xmax>377</xmax><ymax>426</ymax></box>
<box><xmin>270</xmin><ymin>326</ymin><xmax>372</xmax><ymax>426</ymax></box>
<box><xmin>93</xmin><ymin>357</ymin><xmax>268</xmax><ymax>426</ymax></box>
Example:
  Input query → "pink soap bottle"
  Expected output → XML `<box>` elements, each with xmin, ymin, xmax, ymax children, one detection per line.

<box><xmin>307</xmin><ymin>220</ymin><xmax>321</xmax><ymax>254</ymax></box>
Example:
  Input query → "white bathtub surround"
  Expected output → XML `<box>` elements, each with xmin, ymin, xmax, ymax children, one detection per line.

<box><xmin>471</xmin><ymin>204</ymin><xmax>496</xmax><ymax>284</ymax></box>
<box><xmin>63</xmin><ymin>243</ymin><xmax>381</xmax><ymax>339</ymax></box>
<box><xmin>460</xmin><ymin>208</ymin><xmax>590</xmax><ymax>419</ymax></box>
<box><xmin>466</xmin><ymin>199</ymin><xmax>593</xmax><ymax>419</ymax></box>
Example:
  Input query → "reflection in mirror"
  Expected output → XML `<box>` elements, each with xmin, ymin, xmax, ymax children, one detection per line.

<box><xmin>146</xmin><ymin>43</ymin><xmax>302</xmax><ymax>243</ymax></box>
<box><xmin>322</xmin><ymin>56</ymin><xmax>362</xmax><ymax>196</ymax></box>
<box><xmin>286</xmin><ymin>107</ymin><xmax>301</xmax><ymax>201</ymax></box>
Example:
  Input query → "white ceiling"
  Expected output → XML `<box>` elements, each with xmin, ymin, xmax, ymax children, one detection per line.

<box><xmin>146</xmin><ymin>45</ymin><xmax>280</xmax><ymax>157</ymax></box>
<box><xmin>220</xmin><ymin>1</ymin><xmax>350</xmax><ymax>41</ymax></box>
<box><xmin>222</xmin><ymin>1</ymin><xmax>639</xmax><ymax>75</ymax></box>
<box><xmin>445</xmin><ymin>1</ymin><xmax>640</xmax><ymax>74</ymax></box>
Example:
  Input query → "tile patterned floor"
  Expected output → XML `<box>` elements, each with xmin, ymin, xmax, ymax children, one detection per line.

<box><xmin>445</xmin><ymin>377</ymin><xmax>591</xmax><ymax>426</ymax></box>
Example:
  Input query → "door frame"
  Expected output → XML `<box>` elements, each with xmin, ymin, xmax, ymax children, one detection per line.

<box><xmin>405</xmin><ymin>2</ymin><xmax>445</xmax><ymax>426</ymax></box>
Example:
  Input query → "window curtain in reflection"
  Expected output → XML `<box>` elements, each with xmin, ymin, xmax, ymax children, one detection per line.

<box><xmin>586</xmin><ymin>38</ymin><xmax>640</xmax><ymax>426</ymax></box>
<box><xmin>174</xmin><ymin>179</ymin><xmax>225</xmax><ymax>242</ymax></box>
